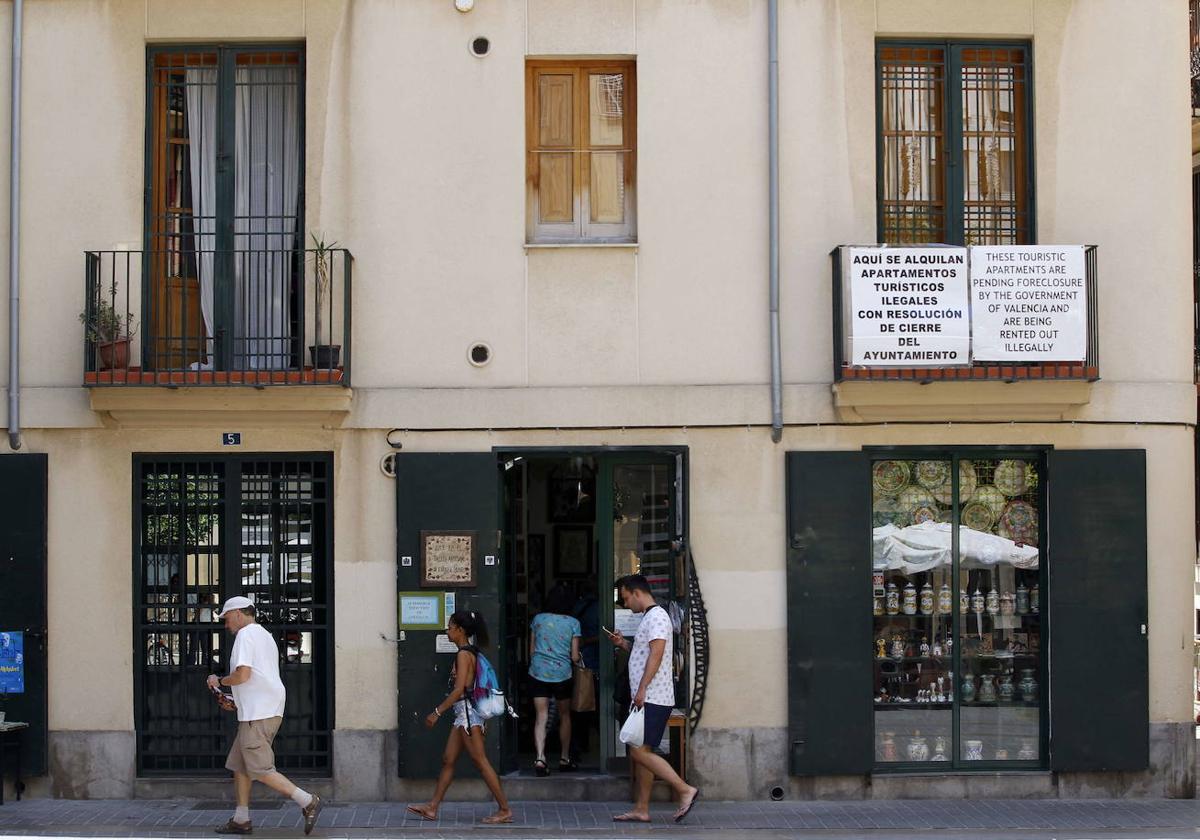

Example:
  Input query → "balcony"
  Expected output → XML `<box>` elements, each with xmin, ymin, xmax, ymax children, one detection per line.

<box><xmin>83</xmin><ymin>247</ymin><xmax>352</xmax><ymax>388</ymax></box>
<box><xmin>830</xmin><ymin>244</ymin><xmax>1099</xmax><ymax>422</ymax></box>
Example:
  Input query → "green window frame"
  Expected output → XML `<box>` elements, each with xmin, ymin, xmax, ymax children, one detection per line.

<box><xmin>876</xmin><ymin>40</ymin><xmax>1035</xmax><ymax>246</ymax></box>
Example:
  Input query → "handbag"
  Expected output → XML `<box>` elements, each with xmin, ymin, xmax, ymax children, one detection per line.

<box><xmin>572</xmin><ymin>664</ymin><xmax>596</xmax><ymax>712</ymax></box>
<box><xmin>618</xmin><ymin>704</ymin><xmax>645</xmax><ymax>747</ymax></box>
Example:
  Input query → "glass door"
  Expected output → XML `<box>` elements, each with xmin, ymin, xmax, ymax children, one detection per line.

<box><xmin>597</xmin><ymin>453</ymin><xmax>685</xmax><ymax>772</ymax></box>
<box><xmin>871</xmin><ymin>451</ymin><xmax>1045</xmax><ymax>768</ymax></box>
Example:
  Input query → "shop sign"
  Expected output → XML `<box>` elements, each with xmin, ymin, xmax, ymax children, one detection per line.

<box><xmin>420</xmin><ymin>530</ymin><xmax>476</xmax><ymax>588</ymax></box>
<box><xmin>969</xmin><ymin>246</ymin><xmax>1087</xmax><ymax>362</ymax></box>
<box><xmin>848</xmin><ymin>247</ymin><xmax>970</xmax><ymax>367</ymax></box>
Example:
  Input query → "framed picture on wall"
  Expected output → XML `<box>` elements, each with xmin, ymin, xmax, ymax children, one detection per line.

<box><xmin>554</xmin><ymin>525</ymin><xmax>592</xmax><ymax>577</ymax></box>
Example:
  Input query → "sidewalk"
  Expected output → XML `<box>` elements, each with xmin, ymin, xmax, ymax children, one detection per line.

<box><xmin>1</xmin><ymin>797</ymin><xmax>1200</xmax><ymax>838</ymax></box>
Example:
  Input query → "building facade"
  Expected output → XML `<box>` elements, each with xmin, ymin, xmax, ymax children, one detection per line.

<box><xmin>0</xmin><ymin>0</ymin><xmax>1194</xmax><ymax>802</ymax></box>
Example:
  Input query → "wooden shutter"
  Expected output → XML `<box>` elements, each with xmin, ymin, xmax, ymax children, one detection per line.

<box><xmin>1047</xmin><ymin>449</ymin><xmax>1148</xmax><ymax>771</ymax></box>
<box><xmin>785</xmin><ymin>451</ymin><xmax>874</xmax><ymax>775</ymax></box>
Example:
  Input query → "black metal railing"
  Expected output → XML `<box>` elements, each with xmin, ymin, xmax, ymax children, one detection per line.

<box><xmin>83</xmin><ymin>247</ymin><xmax>352</xmax><ymax>386</ymax></box>
<box><xmin>831</xmin><ymin>245</ymin><xmax>1099</xmax><ymax>383</ymax></box>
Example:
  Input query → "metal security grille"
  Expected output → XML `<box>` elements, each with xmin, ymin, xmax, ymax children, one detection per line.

<box><xmin>134</xmin><ymin>455</ymin><xmax>332</xmax><ymax>775</ymax></box>
<box><xmin>878</xmin><ymin>42</ymin><xmax>1031</xmax><ymax>246</ymax></box>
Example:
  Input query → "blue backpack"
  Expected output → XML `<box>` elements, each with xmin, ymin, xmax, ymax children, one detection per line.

<box><xmin>463</xmin><ymin>646</ymin><xmax>517</xmax><ymax>721</ymax></box>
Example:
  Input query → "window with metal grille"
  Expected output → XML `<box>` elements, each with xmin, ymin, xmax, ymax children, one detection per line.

<box><xmin>877</xmin><ymin>42</ymin><xmax>1032</xmax><ymax>246</ymax></box>
<box><xmin>134</xmin><ymin>455</ymin><xmax>332</xmax><ymax>775</ymax></box>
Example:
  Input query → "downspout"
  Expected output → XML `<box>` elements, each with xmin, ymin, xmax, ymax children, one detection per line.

<box><xmin>768</xmin><ymin>0</ymin><xmax>782</xmax><ymax>443</ymax></box>
<box><xmin>6</xmin><ymin>0</ymin><xmax>20</xmax><ymax>450</ymax></box>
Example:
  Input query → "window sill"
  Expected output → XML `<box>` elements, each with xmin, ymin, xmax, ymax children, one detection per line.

<box><xmin>525</xmin><ymin>242</ymin><xmax>639</xmax><ymax>251</ymax></box>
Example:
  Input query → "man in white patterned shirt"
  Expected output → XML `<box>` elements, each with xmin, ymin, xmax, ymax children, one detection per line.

<box><xmin>605</xmin><ymin>575</ymin><xmax>699</xmax><ymax>824</ymax></box>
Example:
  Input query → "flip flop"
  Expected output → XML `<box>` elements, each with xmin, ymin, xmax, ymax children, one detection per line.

<box><xmin>673</xmin><ymin>788</ymin><xmax>701</xmax><ymax>823</ymax></box>
<box><xmin>481</xmin><ymin>814</ymin><xmax>514</xmax><ymax>825</ymax></box>
<box><xmin>406</xmin><ymin>805</ymin><xmax>437</xmax><ymax>821</ymax></box>
<box><xmin>612</xmin><ymin>812</ymin><xmax>652</xmax><ymax>823</ymax></box>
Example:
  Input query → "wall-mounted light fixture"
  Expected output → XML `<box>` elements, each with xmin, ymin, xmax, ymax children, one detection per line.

<box><xmin>455</xmin><ymin>0</ymin><xmax>474</xmax><ymax>12</ymax></box>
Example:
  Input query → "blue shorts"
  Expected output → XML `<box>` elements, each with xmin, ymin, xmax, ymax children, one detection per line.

<box><xmin>640</xmin><ymin>703</ymin><xmax>672</xmax><ymax>751</ymax></box>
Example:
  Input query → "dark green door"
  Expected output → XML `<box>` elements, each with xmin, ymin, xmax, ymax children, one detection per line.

<box><xmin>0</xmin><ymin>454</ymin><xmax>48</xmax><ymax>776</ymax></box>
<box><xmin>395</xmin><ymin>453</ymin><xmax>503</xmax><ymax>777</ymax></box>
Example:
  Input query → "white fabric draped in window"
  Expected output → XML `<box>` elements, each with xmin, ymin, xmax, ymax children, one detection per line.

<box><xmin>184</xmin><ymin>68</ymin><xmax>217</xmax><ymax>365</ymax></box>
<box><xmin>184</xmin><ymin>64</ymin><xmax>300</xmax><ymax>370</ymax></box>
<box><xmin>234</xmin><ymin>65</ymin><xmax>300</xmax><ymax>370</ymax></box>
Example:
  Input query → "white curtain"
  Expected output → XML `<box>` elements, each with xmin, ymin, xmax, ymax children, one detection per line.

<box><xmin>234</xmin><ymin>65</ymin><xmax>301</xmax><ymax>370</ymax></box>
<box><xmin>185</xmin><ymin>68</ymin><xmax>217</xmax><ymax>365</ymax></box>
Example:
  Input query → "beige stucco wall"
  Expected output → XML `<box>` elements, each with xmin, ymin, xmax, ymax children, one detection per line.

<box><xmin>0</xmin><ymin>0</ymin><xmax>1190</xmax><ymax>781</ymax></box>
<box><xmin>28</xmin><ymin>419</ymin><xmax>1193</xmax><ymax>734</ymax></box>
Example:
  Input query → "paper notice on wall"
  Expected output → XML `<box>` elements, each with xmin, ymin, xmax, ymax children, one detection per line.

<box><xmin>435</xmin><ymin>634</ymin><xmax>459</xmax><ymax>654</ymax></box>
<box><xmin>969</xmin><ymin>246</ymin><xmax>1087</xmax><ymax>362</ymax></box>
<box><xmin>613</xmin><ymin>609</ymin><xmax>642</xmax><ymax>637</ymax></box>
<box><xmin>848</xmin><ymin>247</ymin><xmax>970</xmax><ymax>367</ymax></box>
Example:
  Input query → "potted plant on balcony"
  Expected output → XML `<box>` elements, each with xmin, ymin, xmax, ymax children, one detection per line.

<box><xmin>79</xmin><ymin>292</ymin><xmax>137</xmax><ymax>370</ymax></box>
<box><xmin>309</xmin><ymin>232</ymin><xmax>341</xmax><ymax>370</ymax></box>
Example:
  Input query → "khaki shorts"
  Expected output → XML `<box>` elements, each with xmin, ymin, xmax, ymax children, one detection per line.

<box><xmin>225</xmin><ymin>716</ymin><xmax>282</xmax><ymax>779</ymax></box>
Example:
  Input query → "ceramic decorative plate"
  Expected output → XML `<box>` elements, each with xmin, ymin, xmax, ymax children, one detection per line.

<box><xmin>915</xmin><ymin>460</ymin><xmax>950</xmax><ymax>491</ymax></box>
<box><xmin>960</xmin><ymin>500</ymin><xmax>996</xmax><ymax>532</ymax></box>
<box><xmin>931</xmin><ymin>461</ymin><xmax>977</xmax><ymax>505</ymax></box>
<box><xmin>896</xmin><ymin>486</ymin><xmax>937</xmax><ymax>524</ymax></box>
<box><xmin>998</xmin><ymin>500</ymin><xmax>1039</xmax><ymax>546</ymax></box>
<box><xmin>994</xmin><ymin>460</ymin><xmax>1030</xmax><ymax>497</ymax></box>
<box><xmin>872</xmin><ymin>461</ymin><xmax>911</xmax><ymax>496</ymax></box>
<box><xmin>911</xmin><ymin>505</ymin><xmax>941</xmax><ymax>525</ymax></box>
<box><xmin>872</xmin><ymin>497</ymin><xmax>908</xmax><ymax>528</ymax></box>
<box><xmin>973</xmin><ymin>485</ymin><xmax>1007</xmax><ymax>519</ymax></box>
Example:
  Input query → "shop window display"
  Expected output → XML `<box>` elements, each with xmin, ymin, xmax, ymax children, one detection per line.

<box><xmin>872</xmin><ymin>455</ymin><xmax>1043</xmax><ymax>767</ymax></box>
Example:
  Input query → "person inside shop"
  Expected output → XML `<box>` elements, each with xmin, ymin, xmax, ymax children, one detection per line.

<box><xmin>407</xmin><ymin>610</ymin><xmax>513</xmax><ymax>825</ymax></box>
<box><xmin>605</xmin><ymin>575</ymin><xmax>699</xmax><ymax>824</ymax></box>
<box><xmin>528</xmin><ymin>581</ymin><xmax>582</xmax><ymax>775</ymax></box>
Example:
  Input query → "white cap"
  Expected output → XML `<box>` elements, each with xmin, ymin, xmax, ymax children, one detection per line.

<box><xmin>215</xmin><ymin>595</ymin><xmax>255</xmax><ymax>618</ymax></box>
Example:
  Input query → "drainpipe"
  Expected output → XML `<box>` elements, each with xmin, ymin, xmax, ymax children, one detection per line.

<box><xmin>768</xmin><ymin>0</ymin><xmax>782</xmax><ymax>443</ymax></box>
<box><xmin>7</xmin><ymin>0</ymin><xmax>20</xmax><ymax>451</ymax></box>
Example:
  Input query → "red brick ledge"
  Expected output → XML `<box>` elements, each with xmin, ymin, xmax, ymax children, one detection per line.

<box><xmin>839</xmin><ymin>364</ymin><xmax>1098</xmax><ymax>382</ymax></box>
<box><xmin>85</xmin><ymin>367</ymin><xmax>345</xmax><ymax>386</ymax></box>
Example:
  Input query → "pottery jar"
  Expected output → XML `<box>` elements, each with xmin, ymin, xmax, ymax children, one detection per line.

<box><xmin>960</xmin><ymin>674</ymin><xmax>976</xmax><ymax>702</ymax></box>
<box><xmin>971</xmin><ymin>588</ymin><xmax>985</xmax><ymax>614</ymax></box>
<box><xmin>919</xmin><ymin>582</ymin><xmax>934</xmax><ymax>616</ymax></box>
<box><xmin>907</xmin><ymin>734</ymin><xmax>929</xmax><ymax>762</ymax></box>
<box><xmin>1018</xmin><ymin>669</ymin><xmax>1038</xmax><ymax>702</ymax></box>
<box><xmin>1015</xmin><ymin>583</ymin><xmax>1030</xmax><ymax>614</ymax></box>
<box><xmin>964</xmin><ymin>739</ymin><xmax>984</xmax><ymax>761</ymax></box>
<box><xmin>938</xmin><ymin>583</ymin><xmax>953</xmax><ymax>615</ymax></box>
<box><xmin>886</xmin><ymin>582</ymin><xmax>900</xmax><ymax>615</ymax></box>
<box><xmin>977</xmin><ymin>675</ymin><xmax>996</xmax><ymax>703</ymax></box>
<box><xmin>902</xmin><ymin>582</ymin><xmax>918</xmax><ymax>615</ymax></box>
<box><xmin>997</xmin><ymin>674</ymin><xmax>1014</xmax><ymax>702</ymax></box>
<box><xmin>986</xmin><ymin>588</ymin><xmax>1000</xmax><ymax>616</ymax></box>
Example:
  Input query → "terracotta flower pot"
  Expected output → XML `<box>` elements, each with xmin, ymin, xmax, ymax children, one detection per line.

<box><xmin>309</xmin><ymin>344</ymin><xmax>341</xmax><ymax>370</ymax></box>
<box><xmin>98</xmin><ymin>337</ymin><xmax>131</xmax><ymax>370</ymax></box>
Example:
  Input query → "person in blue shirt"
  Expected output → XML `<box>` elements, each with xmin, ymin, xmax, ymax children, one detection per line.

<box><xmin>528</xmin><ymin>584</ymin><xmax>581</xmax><ymax>775</ymax></box>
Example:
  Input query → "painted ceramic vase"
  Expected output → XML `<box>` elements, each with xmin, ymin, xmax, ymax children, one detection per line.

<box><xmin>1018</xmin><ymin>669</ymin><xmax>1038</xmax><ymax>702</ymax></box>
<box><xmin>1000</xmin><ymin>592</ymin><xmax>1015</xmax><ymax>616</ymax></box>
<box><xmin>1030</xmin><ymin>584</ymin><xmax>1039</xmax><ymax>614</ymax></box>
<box><xmin>971</xmin><ymin>588</ymin><xmax>985</xmax><ymax>615</ymax></box>
<box><xmin>960</xmin><ymin>589</ymin><xmax>970</xmax><ymax>613</ymax></box>
<box><xmin>907</xmin><ymin>734</ymin><xmax>929</xmax><ymax>762</ymax></box>
<box><xmin>932</xmin><ymin>735</ymin><xmax>949</xmax><ymax>761</ymax></box>
<box><xmin>964</xmin><ymin>739</ymin><xmax>984</xmax><ymax>761</ymax></box>
<box><xmin>977</xmin><ymin>675</ymin><xmax>997</xmax><ymax>703</ymax></box>
<box><xmin>880</xmin><ymin>732</ymin><xmax>897</xmax><ymax>762</ymax></box>
<box><xmin>890</xmin><ymin>635</ymin><xmax>905</xmax><ymax>660</ymax></box>
<box><xmin>902</xmin><ymin>582</ymin><xmax>918</xmax><ymax>615</ymax></box>
<box><xmin>919</xmin><ymin>582</ymin><xmax>934</xmax><ymax>615</ymax></box>
<box><xmin>960</xmin><ymin>674</ymin><xmax>976</xmax><ymax>702</ymax></box>
<box><xmin>997</xmin><ymin>674</ymin><xmax>1014</xmax><ymax>702</ymax></box>
<box><xmin>873</xmin><ymin>594</ymin><xmax>884</xmax><ymax>616</ymax></box>
<box><xmin>886</xmin><ymin>582</ymin><xmax>900</xmax><ymax>615</ymax></box>
<box><xmin>1015</xmin><ymin>583</ymin><xmax>1030</xmax><ymax>614</ymax></box>
<box><xmin>938</xmin><ymin>583</ymin><xmax>953</xmax><ymax>615</ymax></box>
<box><xmin>1018</xmin><ymin>739</ymin><xmax>1038</xmax><ymax>760</ymax></box>
<box><xmin>985</xmin><ymin>588</ymin><xmax>1000</xmax><ymax>616</ymax></box>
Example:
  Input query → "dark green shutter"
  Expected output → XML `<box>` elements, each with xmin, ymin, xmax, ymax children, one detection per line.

<box><xmin>785</xmin><ymin>451</ymin><xmax>873</xmax><ymax>775</ymax></box>
<box><xmin>0</xmin><ymin>454</ymin><xmax>48</xmax><ymax>775</ymax></box>
<box><xmin>395</xmin><ymin>452</ymin><xmax>502</xmax><ymax>778</ymax></box>
<box><xmin>1047</xmin><ymin>449</ymin><xmax>1148</xmax><ymax>771</ymax></box>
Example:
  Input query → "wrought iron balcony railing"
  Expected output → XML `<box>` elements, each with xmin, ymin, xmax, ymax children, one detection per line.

<box><xmin>83</xmin><ymin>247</ymin><xmax>352</xmax><ymax>386</ymax></box>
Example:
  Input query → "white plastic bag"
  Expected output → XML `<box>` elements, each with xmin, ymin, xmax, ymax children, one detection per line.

<box><xmin>619</xmin><ymin>704</ymin><xmax>645</xmax><ymax>747</ymax></box>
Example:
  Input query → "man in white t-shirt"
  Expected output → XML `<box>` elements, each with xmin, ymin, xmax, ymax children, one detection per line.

<box><xmin>206</xmin><ymin>596</ymin><xmax>322</xmax><ymax>836</ymax></box>
<box><xmin>604</xmin><ymin>575</ymin><xmax>699</xmax><ymax>824</ymax></box>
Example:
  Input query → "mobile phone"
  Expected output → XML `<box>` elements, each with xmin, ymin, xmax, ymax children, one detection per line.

<box><xmin>602</xmin><ymin>626</ymin><xmax>617</xmax><ymax>637</ymax></box>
